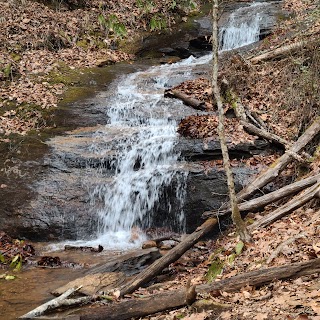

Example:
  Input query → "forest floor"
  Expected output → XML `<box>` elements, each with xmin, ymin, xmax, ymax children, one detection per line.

<box><xmin>0</xmin><ymin>0</ymin><xmax>320</xmax><ymax>319</ymax></box>
<box><xmin>0</xmin><ymin>0</ymin><xmax>198</xmax><ymax>137</ymax></box>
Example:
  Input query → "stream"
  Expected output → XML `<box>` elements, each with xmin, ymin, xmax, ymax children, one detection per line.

<box><xmin>0</xmin><ymin>2</ymin><xmax>281</xmax><ymax>318</ymax></box>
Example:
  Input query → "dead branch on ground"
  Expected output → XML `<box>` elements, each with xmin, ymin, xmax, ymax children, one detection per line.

<box><xmin>19</xmin><ymin>286</ymin><xmax>85</xmax><ymax>319</ymax></box>
<box><xmin>249</xmin><ymin>182</ymin><xmax>320</xmax><ymax>230</ymax></box>
<box><xmin>164</xmin><ymin>89</ymin><xmax>207</xmax><ymax>111</ymax></box>
<box><xmin>119</xmin><ymin>218</ymin><xmax>217</xmax><ymax>296</ymax></box>
<box><xmin>236</xmin><ymin>117</ymin><xmax>320</xmax><ymax>202</ymax></box>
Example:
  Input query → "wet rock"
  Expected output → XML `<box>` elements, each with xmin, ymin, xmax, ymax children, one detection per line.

<box><xmin>175</xmin><ymin>137</ymin><xmax>270</xmax><ymax>161</ymax></box>
<box><xmin>37</xmin><ymin>256</ymin><xmax>62</xmax><ymax>267</ymax></box>
<box><xmin>183</xmin><ymin>165</ymin><xmax>256</xmax><ymax>232</ymax></box>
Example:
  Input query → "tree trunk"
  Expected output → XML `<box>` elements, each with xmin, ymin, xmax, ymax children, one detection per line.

<box><xmin>119</xmin><ymin>218</ymin><xmax>217</xmax><ymax>296</ymax></box>
<box><xmin>164</xmin><ymin>89</ymin><xmax>206</xmax><ymax>111</ymax></box>
<box><xmin>241</xmin><ymin>120</ymin><xmax>289</xmax><ymax>148</ymax></box>
<box><xmin>212</xmin><ymin>0</ymin><xmax>251</xmax><ymax>242</ymax></box>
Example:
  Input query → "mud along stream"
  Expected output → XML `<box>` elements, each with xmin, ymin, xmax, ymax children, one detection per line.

<box><xmin>0</xmin><ymin>2</ymin><xmax>281</xmax><ymax>318</ymax></box>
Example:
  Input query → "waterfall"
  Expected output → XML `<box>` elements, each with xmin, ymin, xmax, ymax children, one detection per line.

<box><xmin>87</xmin><ymin>55</ymin><xmax>211</xmax><ymax>250</ymax></box>
<box><xmin>219</xmin><ymin>2</ymin><xmax>266</xmax><ymax>51</ymax></box>
<box><xmin>59</xmin><ymin>3</ymin><xmax>271</xmax><ymax>251</ymax></box>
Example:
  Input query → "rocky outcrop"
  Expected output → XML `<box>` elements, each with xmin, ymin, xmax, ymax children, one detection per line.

<box><xmin>183</xmin><ymin>164</ymin><xmax>256</xmax><ymax>232</ymax></box>
<box><xmin>175</xmin><ymin>137</ymin><xmax>269</xmax><ymax>161</ymax></box>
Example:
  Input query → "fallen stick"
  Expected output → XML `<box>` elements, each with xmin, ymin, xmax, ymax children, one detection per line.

<box><xmin>266</xmin><ymin>233</ymin><xmax>306</xmax><ymax>264</ymax></box>
<box><xmin>246</xmin><ymin>109</ymin><xmax>268</xmax><ymax>131</ymax></box>
<box><xmin>236</xmin><ymin>117</ymin><xmax>320</xmax><ymax>202</ymax></box>
<box><xmin>19</xmin><ymin>286</ymin><xmax>82</xmax><ymax>319</ymax></box>
<box><xmin>250</xmin><ymin>41</ymin><xmax>306</xmax><ymax>64</ymax></box>
<box><xmin>119</xmin><ymin>218</ymin><xmax>217</xmax><ymax>296</ymax></box>
<box><xmin>249</xmin><ymin>182</ymin><xmax>320</xmax><ymax>230</ymax></box>
<box><xmin>202</xmin><ymin>173</ymin><xmax>320</xmax><ymax>218</ymax></box>
<box><xmin>241</xmin><ymin>120</ymin><xmax>289</xmax><ymax>148</ymax></box>
<box><xmin>164</xmin><ymin>89</ymin><xmax>207</xmax><ymax>111</ymax></box>
<box><xmin>72</xmin><ymin>258</ymin><xmax>320</xmax><ymax>320</ymax></box>
<box><xmin>65</xmin><ymin>245</ymin><xmax>103</xmax><ymax>253</ymax></box>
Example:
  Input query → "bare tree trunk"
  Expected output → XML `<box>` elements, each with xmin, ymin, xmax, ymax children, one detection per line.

<box><xmin>212</xmin><ymin>0</ymin><xmax>251</xmax><ymax>242</ymax></box>
<box><xmin>119</xmin><ymin>218</ymin><xmax>217</xmax><ymax>296</ymax></box>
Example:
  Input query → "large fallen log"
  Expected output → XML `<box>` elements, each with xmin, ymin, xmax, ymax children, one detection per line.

<box><xmin>164</xmin><ymin>89</ymin><xmax>207</xmax><ymax>111</ymax></box>
<box><xmin>236</xmin><ymin>117</ymin><xmax>320</xmax><ymax>202</ymax></box>
<box><xmin>249</xmin><ymin>182</ymin><xmax>320</xmax><ymax>230</ymax></box>
<box><xmin>202</xmin><ymin>173</ymin><xmax>320</xmax><ymax>218</ymax></box>
<box><xmin>119</xmin><ymin>218</ymin><xmax>217</xmax><ymax>296</ymax></box>
<box><xmin>250</xmin><ymin>41</ymin><xmax>306</xmax><ymax>64</ymax></box>
<box><xmin>71</xmin><ymin>258</ymin><xmax>320</xmax><ymax>320</ymax></box>
<box><xmin>52</xmin><ymin>272</ymin><xmax>127</xmax><ymax>296</ymax></box>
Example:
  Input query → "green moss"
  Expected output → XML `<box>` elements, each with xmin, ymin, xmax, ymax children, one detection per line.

<box><xmin>47</xmin><ymin>63</ymin><xmax>83</xmax><ymax>86</ymax></box>
<box><xmin>60</xmin><ymin>86</ymin><xmax>94</xmax><ymax>105</ymax></box>
<box><xmin>223</xmin><ymin>89</ymin><xmax>238</xmax><ymax>108</ymax></box>
<box><xmin>76</xmin><ymin>39</ymin><xmax>89</xmax><ymax>49</ymax></box>
<box><xmin>9</xmin><ymin>53</ymin><xmax>22</xmax><ymax>62</ymax></box>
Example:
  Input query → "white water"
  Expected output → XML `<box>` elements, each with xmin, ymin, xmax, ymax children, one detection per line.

<box><xmin>219</xmin><ymin>2</ymin><xmax>268</xmax><ymax>51</ymax></box>
<box><xmin>54</xmin><ymin>3</ymin><xmax>266</xmax><ymax>251</ymax></box>
<box><xmin>85</xmin><ymin>55</ymin><xmax>212</xmax><ymax>250</ymax></box>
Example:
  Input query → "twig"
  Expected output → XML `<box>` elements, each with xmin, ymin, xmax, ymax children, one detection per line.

<box><xmin>19</xmin><ymin>286</ymin><xmax>83</xmax><ymax>319</ymax></box>
<box><xmin>266</xmin><ymin>233</ymin><xmax>306</xmax><ymax>264</ymax></box>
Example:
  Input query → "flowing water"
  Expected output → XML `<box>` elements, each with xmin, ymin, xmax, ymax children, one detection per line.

<box><xmin>64</xmin><ymin>1</ymin><xmax>274</xmax><ymax>250</ymax></box>
<box><xmin>70</xmin><ymin>54</ymin><xmax>213</xmax><ymax>250</ymax></box>
<box><xmin>219</xmin><ymin>2</ymin><xmax>272</xmax><ymax>51</ymax></box>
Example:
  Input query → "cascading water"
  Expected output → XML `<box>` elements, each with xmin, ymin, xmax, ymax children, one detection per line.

<box><xmin>219</xmin><ymin>2</ymin><xmax>268</xmax><ymax>51</ymax></box>
<box><xmin>86</xmin><ymin>55</ymin><xmax>212</xmax><ymax>250</ymax></box>
<box><xmin>63</xmin><ymin>2</ymin><xmax>268</xmax><ymax>250</ymax></box>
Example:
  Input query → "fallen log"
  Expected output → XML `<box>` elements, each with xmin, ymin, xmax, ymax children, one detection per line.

<box><xmin>202</xmin><ymin>173</ymin><xmax>320</xmax><ymax>218</ymax></box>
<box><xmin>52</xmin><ymin>272</ymin><xmax>127</xmax><ymax>296</ymax></box>
<box><xmin>119</xmin><ymin>218</ymin><xmax>217</xmax><ymax>296</ymax></box>
<box><xmin>164</xmin><ymin>89</ymin><xmax>207</xmax><ymax>111</ymax></box>
<box><xmin>236</xmin><ymin>117</ymin><xmax>320</xmax><ymax>202</ymax></box>
<box><xmin>241</xmin><ymin>120</ymin><xmax>289</xmax><ymax>148</ymax></box>
<box><xmin>71</xmin><ymin>258</ymin><xmax>320</xmax><ymax>320</ymax></box>
<box><xmin>250</xmin><ymin>41</ymin><xmax>306</xmax><ymax>64</ymax></box>
<box><xmin>65</xmin><ymin>245</ymin><xmax>103</xmax><ymax>253</ymax></box>
<box><xmin>248</xmin><ymin>182</ymin><xmax>320</xmax><ymax>230</ymax></box>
